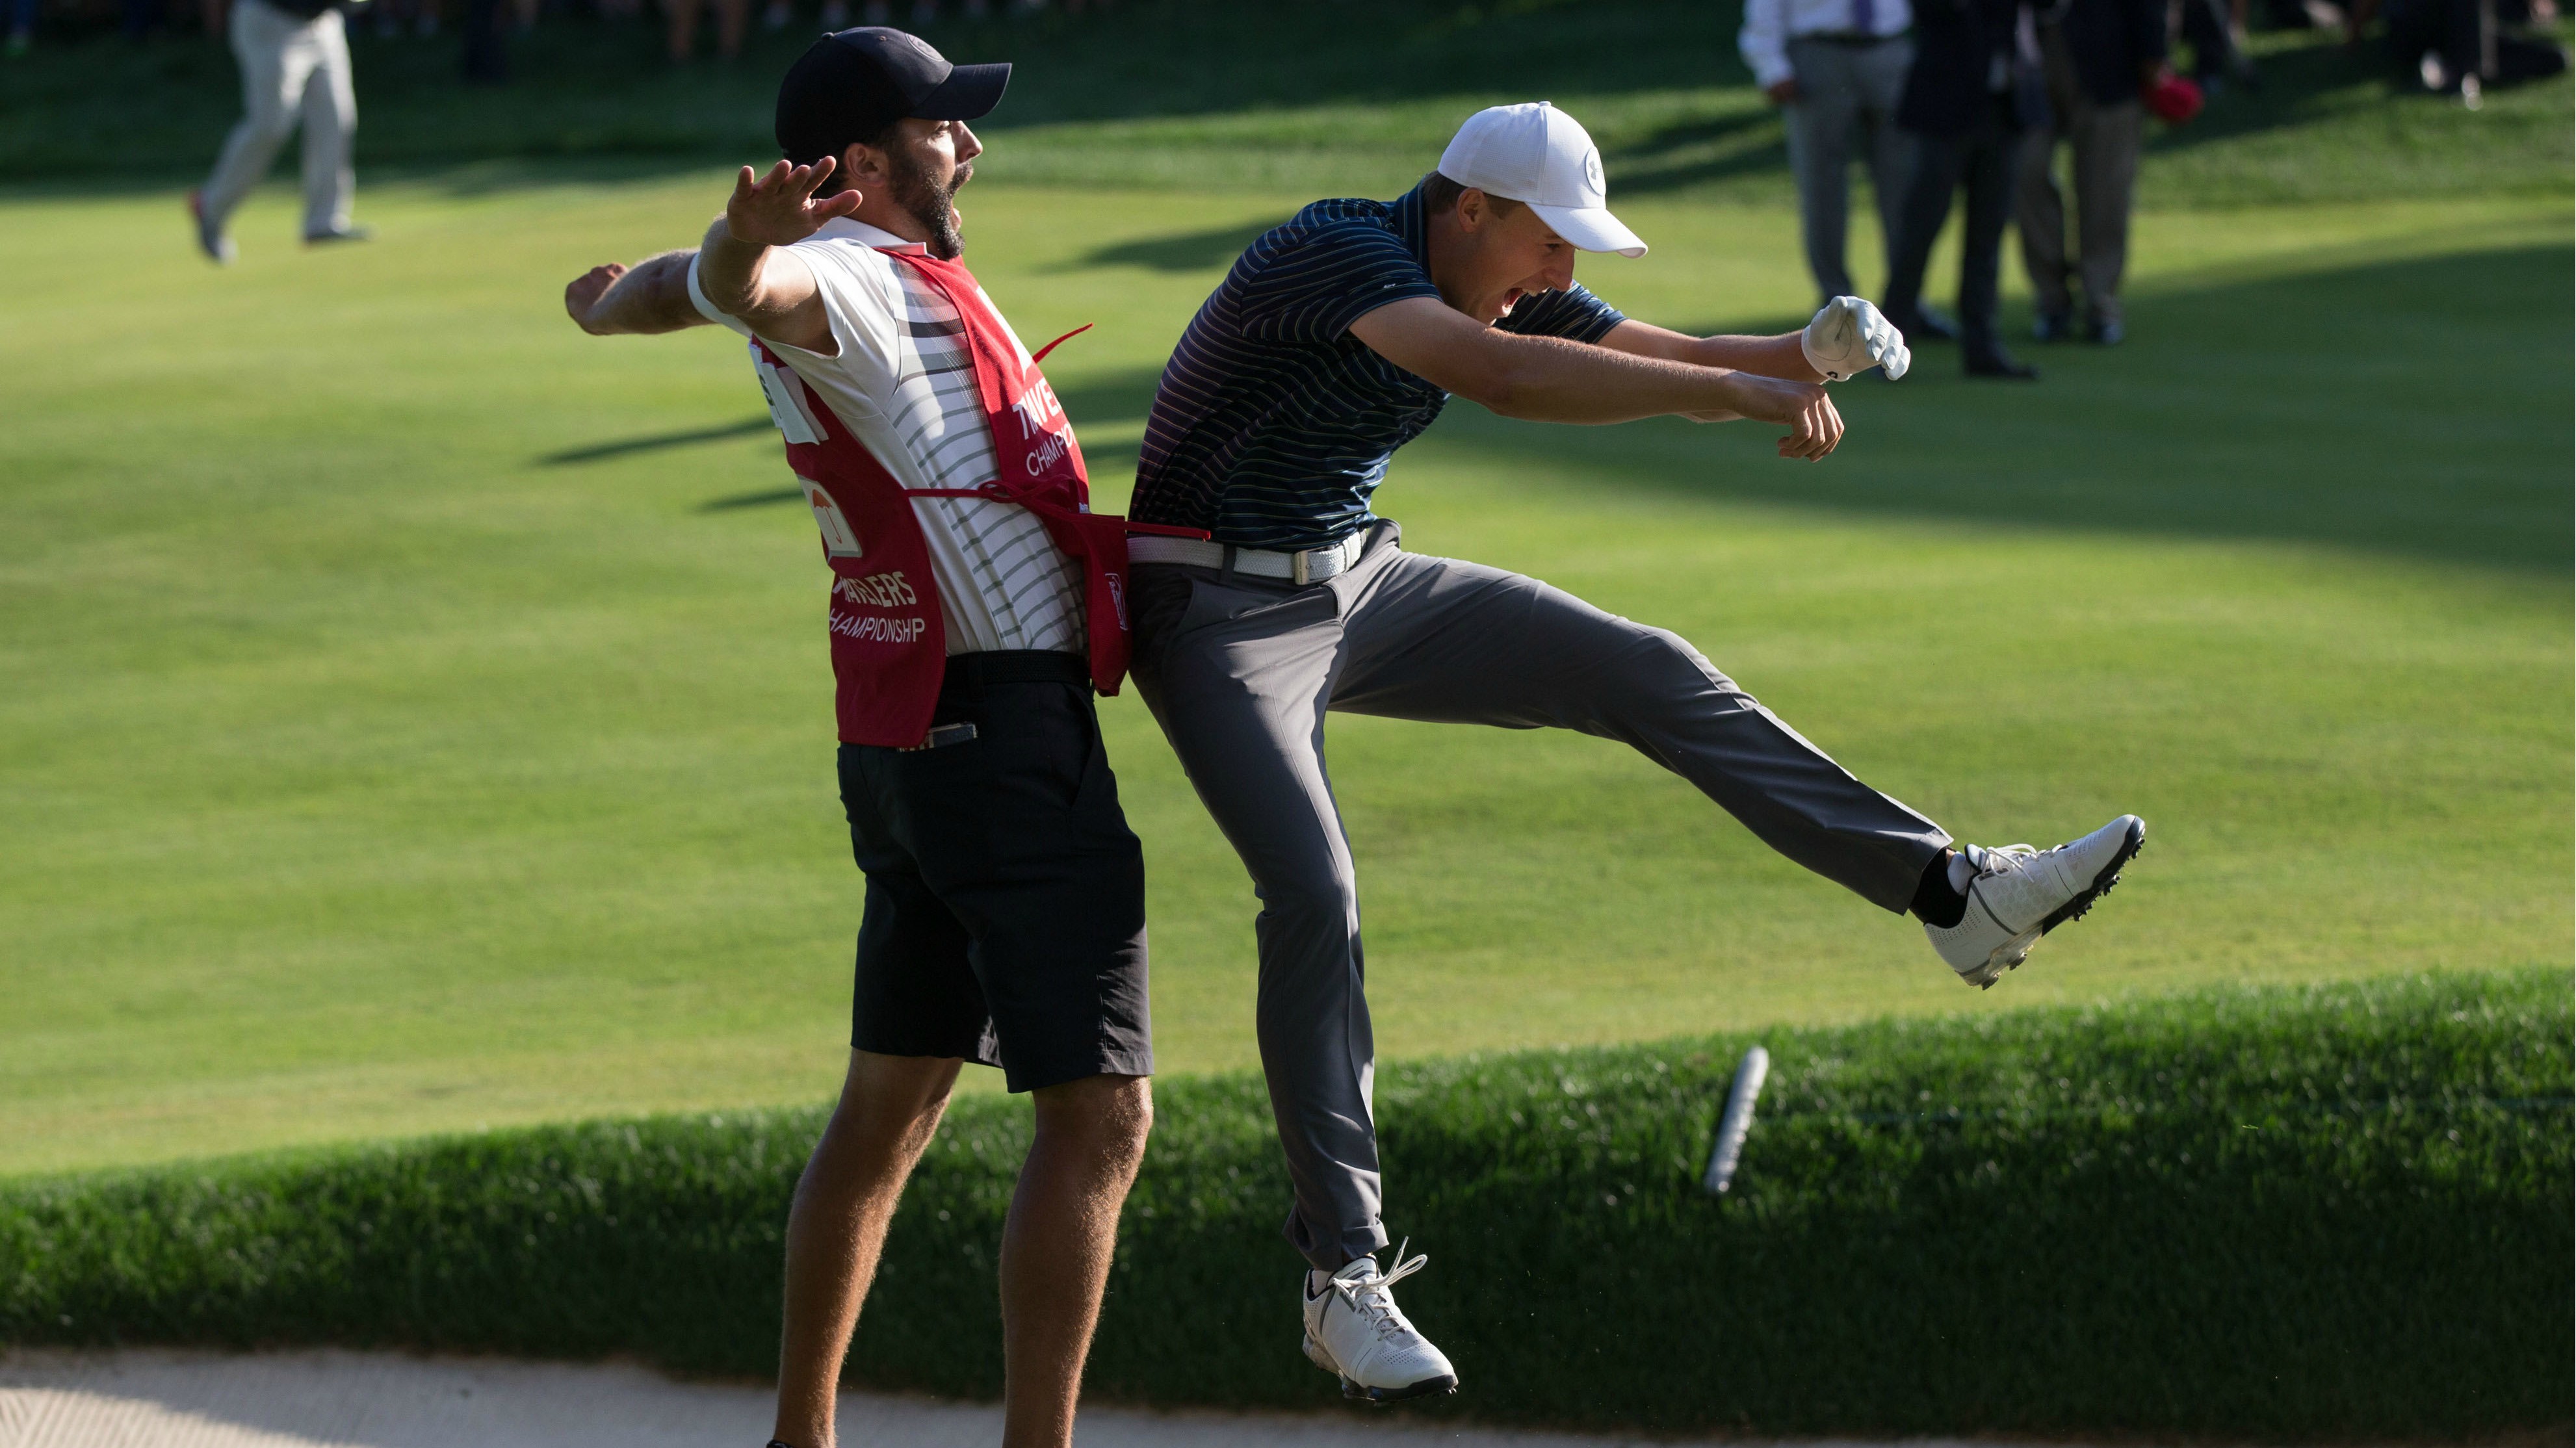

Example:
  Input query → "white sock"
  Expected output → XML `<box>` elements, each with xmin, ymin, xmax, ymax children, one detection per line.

<box><xmin>1308</xmin><ymin>1268</ymin><xmax>1335</xmax><ymax>1295</ymax></box>
<box><xmin>1947</xmin><ymin>852</ymin><xmax>1977</xmax><ymax>894</ymax></box>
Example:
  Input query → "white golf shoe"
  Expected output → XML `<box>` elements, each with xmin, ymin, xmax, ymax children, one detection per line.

<box><xmin>1300</xmin><ymin>1243</ymin><xmax>1459</xmax><ymax>1404</ymax></box>
<box><xmin>1925</xmin><ymin>814</ymin><xmax>2145</xmax><ymax>988</ymax></box>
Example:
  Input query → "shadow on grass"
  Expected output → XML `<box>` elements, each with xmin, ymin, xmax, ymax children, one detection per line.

<box><xmin>1054</xmin><ymin>220</ymin><xmax>1281</xmax><ymax>274</ymax></box>
<box><xmin>2144</xmin><ymin>33</ymin><xmax>2397</xmax><ymax>159</ymax></box>
<box><xmin>541</xmin><ymin>416</ymin><xmax>771</xmax><ymax>465</ymax></box>
<box><xmin>699</xmin><ymin>485</ymin><xmax>805</xmax><ymax>511</ymax></box>
<box><xmin>1429</xmin><ymin>242</ymin><xmax>2575</xmax><ymax>571</ymax></box>
<box><xmin>1606</xmin><ymin>105</ymin><xmax>1791</xmax><ymax>197</ymax></box>
<box><xmin>2131</xmin><ymin>28</ymin><xmax>2562</xmax><ymax>164</ymax></box>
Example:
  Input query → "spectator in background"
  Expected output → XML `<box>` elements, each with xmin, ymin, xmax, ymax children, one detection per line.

<box><xmin>666</xmin><ymin>0</ymin><xmax>744</xmax><ymax>60</ymax></box>
<box><xmin>189</xmin><ymin>0</ymin><xmax>367</xmax><ymax>263</ymax></box>
<box><xmin>375</xmin><ymin>0</ymin><xmax>440</xmax><ymax>39</ymax></box>
<box><xmin>1882</xmin><ymin>0</ymin><xmax>2044</xmax><ymax>377</ymax></box>
<box><xmin>7</xmin><ymin>0</ymin><xmax>34</xmax><ymax>57</ymax></box>
<box><xmin>2357</xmin><ymin>0</ymin><xmax>2566</xmax><ymax>102</ymax></box>
<box><xmin>1741</xmin><ymin>0</ymin><xmax>1932</xmax><ymax>327</ymax></box>
<box><xmin>2016</xmin><ymin>0</ymin><xmax>2165</xmax><ymax>344</ymax></box>
<box><xmin>852</xmin><ymin>0</ymin><xmax>961</xmax><ymax>23</ymax></box>
<box><xmin>2176</xmin><ymin>0</ymin><xmax>2258</xmax><ymax>92</ymax></box>
<box><xmin>460</xmin><ymin>0</ymin><xmax>508</xmax><ymax>81</ymax></box>
<box><xmin>762</xmin><ymin>0</ymin><xmax>853</xmax><ymax>32</ymax></box>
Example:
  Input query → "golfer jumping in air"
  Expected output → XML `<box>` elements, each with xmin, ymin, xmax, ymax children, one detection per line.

<box><xmin>560</xmin><ymin>29</ymin><xmax>1173</xmax><ymax>1448</ymax></box>
<box><xmin>1124</xmin><ymin>101</ymin><xmax>2146</xmax><ymax>1403</ymax></box>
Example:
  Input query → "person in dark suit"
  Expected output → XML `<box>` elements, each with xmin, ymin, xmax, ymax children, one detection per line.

<box><xmin>1881</xmin><ymin>0</ymin><xmax>2045</xmax><ymax>378</ymax></box>
<box><xmin>2016</xmin><ymin>0</ymin><xmax>2168</xmax><ymax>343</ymax></box>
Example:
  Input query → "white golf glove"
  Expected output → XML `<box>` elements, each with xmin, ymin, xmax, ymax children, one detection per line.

<box><xmin>1802</xmin><ymin>296</ymin><xmax>1910</xmax><ymax>382</ymax></box>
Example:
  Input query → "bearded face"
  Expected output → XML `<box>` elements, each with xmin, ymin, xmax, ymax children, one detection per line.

<box><xmin>886</xmin><ymin>140</ymin><xmax>970</xmax><ymax>261</ymax></box>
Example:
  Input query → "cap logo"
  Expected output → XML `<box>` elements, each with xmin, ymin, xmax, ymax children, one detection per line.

<box><xmin>1583</xmin><ymin>148</ymin><xmax>1604</xmax><ymax>196</ymax></box>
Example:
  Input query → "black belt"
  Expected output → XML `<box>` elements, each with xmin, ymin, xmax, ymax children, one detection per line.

<box><xmin>939</xmin><ymin>650</ymin><xmax>1089</xmax><ymax>689</ymax></box>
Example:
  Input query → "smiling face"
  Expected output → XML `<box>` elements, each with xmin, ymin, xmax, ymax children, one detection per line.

<box><xmin>1425</xmin><ymin>188</ymin><xmax>1580</xmax><ymax>325</ymax></box>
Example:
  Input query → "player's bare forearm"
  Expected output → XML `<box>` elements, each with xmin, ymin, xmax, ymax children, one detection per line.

<box><xmin>1494</xmin><ymin>337</ymin><xmax>1843</xmax><ymax>456</ymax></box>
<box><xmin>1349</xmin><ymin>296</ymin><xmax>1843</xmax><ymax>458</ymax></box>
<box><xmin>564</xmin><ymin>250</ymin><xmax>707</xmax><ymax>336</ymax></box>
<box><xmin>1687</xmin><ymin>331</ymin><xmax>1822</xmax><ymax>383</ymax></box>
<box><xmin>1508</xmin><ymin>341</ymin><xmax>1745</xmax><ymax>422</ymax></box>
<box><xmin>1353</xmin><ymin>302</ymin><xmax>1739</xmax><ymax>422</ymax></box>
<box><xmin>1602</xmin><ymin>320</ymin><xmax>1824</xmax><ymax>384</ymax></box>
<box><xmin>1464</xmin><ymin>332</ymin><xmax>1799</xmax><ymax>426</ymax></box>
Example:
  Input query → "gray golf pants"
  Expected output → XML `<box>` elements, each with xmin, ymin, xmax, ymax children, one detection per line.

<box><xmin>199</xmin><ymin>0</ymin><xmax>356</xmax><ymax>239</ymax></box>
<box><xmin>1128</xmin><ymin>524</ymin><xmax>1949</xmax><ymax>1271</ymax></box>
<box><xmin>1784</xmin><ymin>34</ymin><xmax>1916</xmax><ymax>305</ymax></box>
<box><xmin>2015</xmin><ymin>20</ymin><xmax>2143</xmax><ymax>329</ymax></box>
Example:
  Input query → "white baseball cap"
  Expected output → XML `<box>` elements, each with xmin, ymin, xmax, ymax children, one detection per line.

<box><xmin>1435</xmin><ymin>101</ymin><xmax>1646</xmax><ymax>259</ymax></box>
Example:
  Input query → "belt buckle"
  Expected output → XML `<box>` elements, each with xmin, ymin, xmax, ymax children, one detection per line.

<box><xmin>1293</xmin><ymin>548</ymin><xmax>1313</xmax><ymax>586</ymax></box>
<box><xmin>900</xmin><ymin>721</ymin><xmax>980</xmax><ymax>753</ymax></box>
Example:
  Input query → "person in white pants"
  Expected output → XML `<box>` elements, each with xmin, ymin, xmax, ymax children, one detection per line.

<box><xmin>190</xmin><ymin>0</ymin><xmax>367</xmax><ymax>263</ymax></box>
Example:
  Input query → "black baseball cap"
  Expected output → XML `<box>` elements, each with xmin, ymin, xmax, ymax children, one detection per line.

<box><xmin>775</xmin><ymin>27</ymin><xmax>1009</xmax><ymax>166</ymax></box>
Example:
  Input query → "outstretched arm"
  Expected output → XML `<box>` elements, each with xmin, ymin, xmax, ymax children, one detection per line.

<box><xmin>692</xmin><ymin>157</ymin><xmax>865</xmax><ymax>355</ymax></box>
<box><xmin>1604</xmin><ymin>296</ymin><xmax>1912</xmax><ymax>386</ymax></box>
<box><xmin>563</xmin><ymin>250</ymin><xmax>709</xmax><ymax>336</ymax></box>
<box><xmin>1347</xmin><ymin>296</ymin><xmax>1845</xmax><ymax>460</ymax></box>
<box><xmin>1598</xmin><ymin>320</ymin><xmax>1825</xmax><ymax>384</ymax></box>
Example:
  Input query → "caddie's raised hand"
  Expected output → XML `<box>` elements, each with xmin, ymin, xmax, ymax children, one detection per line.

<box><xmin>1802</xmin><ymin>295</ymin><xmax>1910</xmax><ymax>382</ymax></box>
<box><xmin>725</xmin><ymin>156</ymin><xmax>864</xmax><ymax>249</ymax></box>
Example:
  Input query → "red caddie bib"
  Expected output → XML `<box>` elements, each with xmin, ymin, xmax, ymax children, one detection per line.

<box><xmin>751</xmin><ymin>248</ymin><xmax>1201</xmax><ymax>749</ymax></box>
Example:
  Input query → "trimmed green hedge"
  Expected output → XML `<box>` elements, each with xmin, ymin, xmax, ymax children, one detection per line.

<box><xmin>5</xmin><ymin>970</ymin><xmax>2568</xmax><ymax>1438</ymax></box>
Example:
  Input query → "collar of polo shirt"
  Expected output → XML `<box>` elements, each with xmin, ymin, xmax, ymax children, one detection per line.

<box><xmin>812</xmin><ymin>216</ymin><xmax>931</xmax><ymax>253</ymax></box>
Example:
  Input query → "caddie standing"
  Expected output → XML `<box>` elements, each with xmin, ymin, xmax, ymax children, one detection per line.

<box><xmin>1125</xmin><ymin>101</ymin><xmax>2146</xmax><ymax>1404</ymax></box>
<box><xmin>560</xmin><ymin>28</ymin><xmax>1191</xmax><ymax>1448</ymax></box>
<box><xmin>190</xmin><ymin>0</ymin><xmax>369</xmax><ymax>263</ymax></box>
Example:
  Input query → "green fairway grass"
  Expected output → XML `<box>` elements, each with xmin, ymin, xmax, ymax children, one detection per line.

<box><xmin>7</xmin><ymin>0</ymin><xmax>2571</xmax><ymax>207</ymax></box>
<box><xmin>3</xmin><ymin>155</ymin><xmax>2564</xmax><ymax>1178</ymax></box>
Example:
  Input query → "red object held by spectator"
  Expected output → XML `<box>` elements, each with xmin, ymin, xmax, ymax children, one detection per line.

<box><xmin>2143</xmin><ymin>71</ymin><xmax>2205</xmax><ymax>123</ymax></box>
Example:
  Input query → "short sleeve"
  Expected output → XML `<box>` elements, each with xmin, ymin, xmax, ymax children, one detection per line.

<box><xmin>686</xmin><ymin>253</ymin><xmax>753</xmax><ymax>338</ymax></box>
<box><xmin>1234</xmin><ymin>219</ymin><xmax>1445</xmax><ymax>346</ymax></box>
<box><xmin>802</xmin><ymin>244</ymin><xmax>908</xmax><ymax>374</ymax></box>
<box><xmin>1498</xmin><ymin>281</ymin><xmax>1627</xmax><ymax>344</ymax></box>
<box><xmin>701</xmin><ymin>240</ymin><xmax>907</xmax><ymax>419</ymax></box>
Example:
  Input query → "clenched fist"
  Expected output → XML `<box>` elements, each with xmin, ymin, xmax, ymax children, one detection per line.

<box><xmin>564</xmin><ymin>262</ymin><xmax>626</xmax><ymax>335</ymax></box>
<box><xmin>1802</xmin><ymin>295</ymin><xmax>1910</xmax><ymax>382</ymax></box>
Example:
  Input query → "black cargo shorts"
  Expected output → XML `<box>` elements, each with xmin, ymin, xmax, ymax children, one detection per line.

<box><xmin>835</xmin><ymin>650</ymin><xmax>1151</xmax><ymax>1092</ymax></box>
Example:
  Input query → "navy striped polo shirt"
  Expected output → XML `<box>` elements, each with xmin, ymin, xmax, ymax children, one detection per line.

<box><xmin>1128</xmin><ymin>182</ymin><xmax>1627</xmax><ymax>551</ymax></box>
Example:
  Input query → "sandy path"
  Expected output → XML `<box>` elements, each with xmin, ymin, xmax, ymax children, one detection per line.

<box><xmin>1</xmin><ymin>1350</ymin><xmax>1962</xmax><ymax>1448</ymax></box>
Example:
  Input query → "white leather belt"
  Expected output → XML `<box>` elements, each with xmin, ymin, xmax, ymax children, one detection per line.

<box><xmin>1128</xmin><ymin>532</ymin><xmax>1368</xmax><ymax>586</ymax></box>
